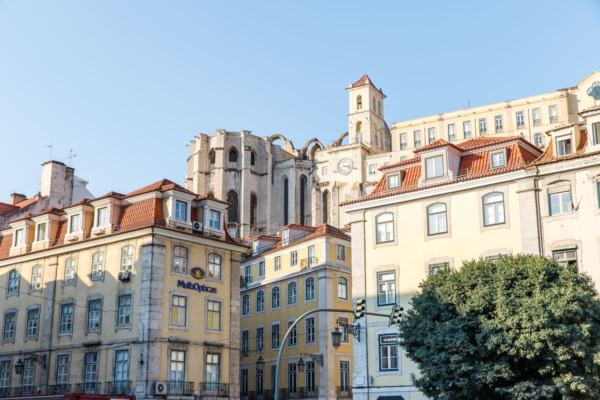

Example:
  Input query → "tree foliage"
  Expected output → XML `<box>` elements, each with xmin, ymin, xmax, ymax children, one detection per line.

<box><xmin>398</xmin><ymin>254</ymin><xmax>600</xmax><ymax>399</ymax></box>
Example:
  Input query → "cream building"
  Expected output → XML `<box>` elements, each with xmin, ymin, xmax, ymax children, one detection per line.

<box><xmin>239</xmin><ymin>224</ymin><xmax>353</xmax><ymax>400</ymax></box>
<box><xmin>341</xmin><ymin>106</ymin><xmax>600</xmax><ymax>399</ymax></box>
<box><xmin>0</xmin><ymin>179</ymin><xmax>247</xmax><ymax>400</ymax></box>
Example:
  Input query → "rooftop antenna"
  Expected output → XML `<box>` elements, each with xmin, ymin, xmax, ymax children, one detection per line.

<box><xmin>68</xmin><ymin>149</ymin><xmax>77</xmax><ymax>167</ymax></box>
<box><xmin>468</xmin><ymin>100</ymin><xmax>471</xmax><ymax>108</ymax></box>
<box><xmin>46</xmin><ymin>145</ymin><xmax>53</xmax><ymax>161</ymax></box>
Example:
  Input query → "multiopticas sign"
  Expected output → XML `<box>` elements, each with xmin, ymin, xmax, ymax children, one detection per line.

<box><xmin>177</xmin><ymin>280</ymin><xmax>217</xmax><ymax>294</ymax></box>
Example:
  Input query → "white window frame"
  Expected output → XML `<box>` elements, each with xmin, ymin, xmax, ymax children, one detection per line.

<box><xmin>96</xmin><ymin>207</ymin><xmax>108</xmax><ymax>227</ymax></box>
<box><xmin>483</xmin><ymin>193</ymin><xmax>506</xmax><ymax>226</ymax></box>
<box><xmin>549</xmin><ymin>191</ymin><xmax>572</xmax><ymax>216</ymax></box>
<box><xmin>448</xmin><ymin>124</ymin><xmax>455</xmax><ymax>141</ymax></box>
<box><xmin>386</xmin><ymin>174</ymin><xmax>400</xmax><ymax>190</ymax></box>
<box><xmin>463</xmin><ymin>121</ymin><xmax>471</xmax><ymax>138</ymax></box>
<box><xmin>337</xmin><ymin>277</ymin><xmax>348</xmax><ymax>300</ymax></box>
<box><xmin>489</xmin><ymin>149</ymin><xmax>507</xmax><ymax>169</ymax></box>
<box><xmin>377</xmin><ymin>271</ymin><xmax>395</xmax><ymax>306</ymax></box>
<box><xmin>175</xmin><ymin>200</ymin><xmax>188</xmax><ymax>221</ymax></box>
<box><xmin>425</xmin><ymin>155</ymin><xmax>443</xmax><ymax>179</ymax></box>
<box><xmin>555</xmin><ymin>134</ymin><xmax>573</xmax><ymax>157</ymax></box>
<box><xmin>376</xmin><ymin>213</ymin><xmax>394</xmax><ymax>244</ymax></box>
<box><xmin>427</xmin><ymin>203</ymin><xmax>448</xmax><ymax>235</ymax></box>
<box><xmin>379</xmin><ymin>334</ymin><xmax>399</xmax><ymax>371</ymax></box>
<box><xmin>413</xmin><ymin>130</ymin><xmax>421</xmax><ymax>147</ymax></box>
<box><xmin>209</xmin><ymin>210</ymin><xmax>221</xmax><ymax>229</ymax></box>
<box><xmin>291</xmin><ymin>251</ymin><xmax>298</xmax><ymax>267</ymax></box>
<box><xmin>336</xmin><ymin>245</ymin><xmax>346</xmax><ymax>261</ymax></box>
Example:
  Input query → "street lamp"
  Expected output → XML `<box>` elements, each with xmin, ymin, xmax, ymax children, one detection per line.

<box><xmin>297</xmin><ymin>357</ymin><xmax>305</xmax><ymax>373</ymax></box>
<box><xmin>14</xmin><ymin>359</ymin><xmax>24</xmax><ymax>375</ymax></box>
<box><xmin>331</xmin><ymin>327</ymin><xmax>342</xmax><ymax>349</ymax></box>
<box><xmin>256</xmin><ymin>355</ymin><xmax>265</xmax><ymax>371</ymax></box>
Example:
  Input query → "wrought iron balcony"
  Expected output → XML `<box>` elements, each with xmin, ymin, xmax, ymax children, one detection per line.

<box><xmin>198</xmin><ymin>382</ymin><xmax>229</xmax><ymax>397</ymax></box>
<box><xmin>517</xmin><ymin>122</ymin><xmax>525</xmax><ymax>128</ymax></box>
<box><xmin>166</xmin><ymin>381</ymin><xmax>194</xmax><ymax>396</ymax></box>
<box><xmin>550</xmin><ymin>116</ymin><xmax>558</xmax><ymax>123</ymax></box>
<box><xmin>533</xmin><ymin>119</ymin><xmax>541</xmax><ymax>126</ymax></box>
<box><xmin>73</xmin><ymin>382</ymin><xmax>102</xmax><ymax>394</ymax></box>
<box><xmin>277</xmin><ymin>387</ymin><xmax>319</xmax><ymax>399</ymax></box>
<box><xmin>46</xmin><ymin>384</ymin><xmax>72</xmax><ymax>394</ymax></box>
<box><xmin>105</xmin><ymin>381</ymin><xmax>132</xmax><ymax>395</ymax></box>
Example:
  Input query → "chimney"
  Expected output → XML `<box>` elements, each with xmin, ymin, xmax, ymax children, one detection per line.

<box><xmin>10</xmin><ymin>193</ymin><xmax>26</xmax><ymax>205</ymax></box>
<box><xmin>40</xmin><ymin>161</ymin><xmax>74</xmax><ymax>208</ymax></box>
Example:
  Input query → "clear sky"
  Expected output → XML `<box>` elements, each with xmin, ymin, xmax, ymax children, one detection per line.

<box><xmin>1</xmin><ymin>0</ymin><xmax>599</xmax><ymax>199</ymax></box>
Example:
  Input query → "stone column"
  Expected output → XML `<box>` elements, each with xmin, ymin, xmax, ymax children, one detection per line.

<box><xmin>229</xmin><ymin>251</ymin><xmax>242</xmax><ymax>399</ymax></box>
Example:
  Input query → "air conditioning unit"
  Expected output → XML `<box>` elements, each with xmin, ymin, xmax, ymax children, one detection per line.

<box><xmin>155</xmin><ymin>381</ymin><xmax>168</xmax><ymax>396</ymax></box>
<box><xmin>118</xmin><ymin>271</ymin><xmax>132</xmax><ymax>282</ymax></box>
<box><xmin>192</xmin><ymin>221</ymin><xmax>203</xmax><ymax>232</ymax></box>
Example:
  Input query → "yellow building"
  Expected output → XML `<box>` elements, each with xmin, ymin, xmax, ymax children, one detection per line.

<box><xmin>239</xmin><ymin>224</ymin><xmax>353</xmax><ymax>400</ymax></box>
<box><xmin>0</xmin><ymin>179</ymin><xmax>247</xmax><ymax>400</ymax></box>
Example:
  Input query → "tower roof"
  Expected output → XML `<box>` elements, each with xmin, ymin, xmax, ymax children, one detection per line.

<box><xmin>348</xmin><ymin>74</ymin><xmax>385</xmax><ymax>96</ymax></box>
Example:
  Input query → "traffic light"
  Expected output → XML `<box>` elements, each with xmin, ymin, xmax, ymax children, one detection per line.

<box><xmin>388</xmin><ymin>305</ymin><xmax>403</xmax><ymax>327</ymax></box>
<box><xmin>354</xmin><ymin>298</ymin><xmax>366</xmax><ymax>321</ymax></box>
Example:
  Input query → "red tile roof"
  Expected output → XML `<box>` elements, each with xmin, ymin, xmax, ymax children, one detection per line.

<box><xmin>0</xmin><ymin>202</ymin><xmax>18</xmax><ymax>216</ymax></box>
<box><xmin>14</xmin><ymin>194</ymin><xmax>41</xmax><ymax>209</ymax></box>
<box><xmin>534</xmin><ymin>130</ymin><xmax>589</xmax><ymax>165</ymax></box>
<box><xmin>62</xmin><ymin>198</ymin><xmax>92</xmax><ymax>210</ymax></box>
<box><xmin>281</xmin><ymin>224</ymin><xmax>316</xmax><ymax>232</ymax></box>
<box><xmin>91</xmin><ymin>191</ymin><xmax>126</xmax><ymax>201</ymax></box>
<box><xmin>126</xmin><ymin>179</ymin><xmax>197</xmax><ymax>198</ymax></box>
<box><xmin>0</xmin><ymin>234</ymin><xmax>12</xmax><ymax>259</ymax></box>
<box><xmin>413</xmin><ymin>139</ymin><xmax>462</xmax><ymax>154</ymax></box>
<box><xmin>7</xmin><ymin>213</ymin><xmax>34</xmax><ymax>224</ymax></box>
<box><xmin>349</xmin><ymin>74</ymin><xmax>384</xmax><ymax>94</ymax></box>
<box><xmin>195</xmin><ymin>193</ymin><xmax>230</xmax><ymax>206</ymax></box>
<box><xmin>117</xmin><ymin>198</ymin><xmax>165</xmax><ymax>231</ymax></box>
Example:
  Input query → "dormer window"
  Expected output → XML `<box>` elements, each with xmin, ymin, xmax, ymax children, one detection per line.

<box><xmin>36</xmin><ymin>223</ymin><xmax>46</xmax><ymax>242</ymax></box>
<box><xmin>209</xmin><ymin>210</ymin><xmax>221</xmax><ymax>229</ymax></box>
<box><xmin>282</xmin><ymin>230</ymin><xmax>289</xmax><ymax>246</ymax></box>
<box><xmin>175</xmin><ymin>200</ymin><xmax>188</xmax><ymax>221</ymax></box>
<box><xmin>14</xmin><ymin>229</ymin><xmax>24</xmax><ymax>247</ymax></box>
<box><xmin>387</xmin><ymin>174</ymin><xmax>400</xmax><ymax>190</ymax></box>
<box><xmin>425</xmin><ymin>156</ymin><xmax>444</xmax><ymax>179</ymax></box>
<box><xmin>591</xmin><ymin>122</ymin><xmax>600</xmax><ymax>146</ymax></box>
<box><xmin>556</xmin><ymin>135</ymin><xmax>573</xmax><ymax>157</ymax></box>
<box><xmin>69</xmin><ymin>214</ymin><xmax>81</xmax><ymax>234</ymax></box>
<box><xmin>490</xmin><ymin>150</ymin><xmax>507</xmax><ymax>169</ymax></box>
<box><xmin>252</xmin><ymin>241</ymin><xmax>259</xmax><ymax>256</ymax></box>
<box><xmin>96</xmin><ymin>207</ymin><xmax>108</xmax><ymax>227</ymax></box>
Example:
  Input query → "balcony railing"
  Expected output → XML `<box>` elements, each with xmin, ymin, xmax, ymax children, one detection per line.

<box><xmin>105</xmin><ymin>381</ymin><xmax>132</xmax><ymax>395</ymax></box>
<box><xmin>74</xmin><ymin>382</ymin><xmax>102</xmax><ymax>394</ymax></box>
<box><xmin>533</xmin><ymin>119</ymin><xmax>541</xmax><ymax>126</ymax></box>
<box><xmin>550</xmin><ymin>116</ymin><xmax>558</xmax><ymax>123</ymax></box>
<box><xmin>336</xmin><ymin>386</ymin><xmax>352</xmax><ymax>399</ymax></box>
<box><xmin>277</xmin><ymin>387</ymin><xmax>319</xmax><ymax>399</ymax></box>
<box><xmin>517</xmin><ymin>122</ymin><xmax>525</xmax><ymax>128</ymax></box>
<box><xmin>47</xmin><ymin>384</ymin><xmax>72</xmax><ymax>394</ymax></box>
<box><xmin>198</xmin><ymin>382</ymin><xmax>229</xmax><ymax>397</ymax></box>
<box><xmin>300</xmin><ymin>257</ymin><xmax>318</xmax><ymax>269</ymax></box>
<box><xmin>167</xmin><ymin>381</ymin><xmax>195</xmax><ymax>396</ymax></box>
<box><xmin>0</xmin><ymin>382</ymin><xmax>136</xmax><ymax>398</ymax></box>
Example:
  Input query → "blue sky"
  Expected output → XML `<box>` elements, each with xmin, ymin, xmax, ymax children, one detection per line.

<box><xmin>1</xmin><ymin>0</ymin><xmax>599</xmax><ymax>199</ymax></box>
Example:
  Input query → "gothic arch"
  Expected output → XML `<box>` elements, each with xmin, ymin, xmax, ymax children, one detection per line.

<box><xmin>301</xmin><ymin>138</ymin><xmax>325</xmax><ymax>160</ymax></box>
<box><xmin>282</xmin><ymin>176</ymin><xmax>290</xmax><ymax>225</ymax></box>
<box><xmin>299</xmin><ymin>175</ymin><xmax>308</xmax><ymax>226</ymax></box>
<box><xmin>227</xmin><ymin>190</ymin><xmax>239</xmax><ymax>224</ymax></box>
<box><xmin>333</xmin><ymin>131</ymin><xmax>349</xmax><ymax>147</ymax></box>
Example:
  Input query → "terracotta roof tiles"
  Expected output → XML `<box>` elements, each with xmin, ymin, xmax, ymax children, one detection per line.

<box><xmin>0</xmin><ymin>234</ymin><xmax>12</xmax><ymax>259</ymax></box>
<box><xmin>125</xmin><ymin>179</ymin><xmax>196</xmax><ymax>198</ymax></box>
<box><xmin>0</xmin><ymin>202</ymin><xmax>18</xmax><ymax>216</ymax></box>
<box><xmin>14</xmin><ymin>194</ymin><xmax>41</xmax><ymax>209</ymax></box>
<box><xmin>117</xmin><ymin>198</ymin><xmax>165</xmax><ymax>231</ymax></box>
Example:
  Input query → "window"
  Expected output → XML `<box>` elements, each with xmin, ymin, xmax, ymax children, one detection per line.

<box><xmin>244</xmin><ymin>265</ymin><xmax>252</xmax><ymax>286</ymax></box>
<box><xmin>256</xmin><ymin>368</ymin><xmax>264</xmax><ymax>395</ymax></box>
<box><xmin>229</xmin><ymin>149</ymin><xmax>238</xmax><ymax>162</ymax></box>
<box><xmin>7</xmin><ymin>270</ymin><xmax>19</xmax><ymax>295</ymax></box>
<box><xmin>322</xmin><ymin>166</ymin><xmax>328</xmax><ymax>176</ymax></box>
<box><xmin>251</xmin><ymin>151</ymin><xmax>256</xmax><ymax>166</ymax></box>
<box><xmin>288</xmin><ymin>321</ymin><xmax>297</xmax><ymax>346</ymax></box>
<box><xmin>288</xmin><ymin>282</ymin><xmax>297</xmax><ymax>305</ymax></box>
<box><xmin>516</xmin><ymin>111</ymin><xmax>525</xmax><ymax>128</ymax></box>
<box><xmin>173</xmin><ymin>246</ymin><xmax>188</xmax><ymax>274</ymax></box>
<box><xmin>463</xmin><ymin>121</ymin><xmax>472</xmax><ymax>138</ymax></box>
<box><xmin>549</xmin><ymin>191</ymin><xmax>572</xmax><ymax>216</ymax></box>
<box><xmin>425</xmin><ymin>155</ymin><xmax>443</xmax><ymax>179</ymax></box>
<box><xmin>428</xmin><ymin>127</ymin><xmax>435</xmax><ymax>144</ymax></box>
<box><xmin>356</xmin><ymin>133</ymin><xmax>363</xmax><ymax>143</ymax></box>
<box><xmin>88</xmin><ymin>299</ymin><xmax>101</xmax><ymax>331</ymax></box>
<box><xmin>338</xmin><ymin>316</ymin><xmax>349</xmax><ymax>343</ymax></box>
<box><xmin>91</xmin><ymin>251</ymin><xmax>104</xmax><ymax>279</ymax></box>
<box><xmin>427</xmin><ymin>203</ymin><xmax>448</xmax><ymax>235</ymax></box>
<box><xmin>64</xmin><ymin>258</ymin><xmax>76</xmax><ymax>283</ymax></box>
<box><xmin>97</xmin><ymin>207</ymin><xmax>108</xmax><ymax>227</ymax></box>
<box><xmin>69</xmin><ymin>214</ymin><xmax>81</xmax><ymax>234</ymax></box>
<box><xmin>209</xmin><ymin>210</ymin><xmax>221</xmax><ymax>229</ymax></box>
<box><xmin>479</xmin><ymin>118</ymin><xmax>487</xmax><ymax>135</ymax></box>
<box><xmin>31</xmin><ymin>265</ymin><xmax>42</xmax><ymax>290</ymax></box>
<box><xmin>336</xmin><ymin>245</ymin><xmax>346</xmax><ymax>261</ymax></box>
<box><xmin>553</xmin><ymin>249</ymin><xmax>577</xmax><ymax>268</ymax></box>
<box><xmin>379</xmin><ymin>335</ymin><xmax>399</xmax><ymax>371</ymax></box>
<box><xmin>448</xmin><ymin>124</ymin><xmax>456</xmax><ymax>141</ymax></box>
<box><xmin>308</xmin><ymin>245</ymin><xmax>316</xmax><ymax>267</ymax></box>
<box><xmin>36</xmin><ymin>222</ymin><xmax>46</xmax><ymax>242</ymax></box>
<box><xmin>376</xmin><ymin>213</ymin><xmax>394</xmax><ymax>243</ymax></box>
<box><xmin>378</xmin><ymin>100</ymin><xmax>382</xmax><ymax>116</ymax></box>
<box><xmin>241</xmin><ymin>369</ymin><xmax>249</xmax><ymax>396</ymax></box>
<box><xmin>114</xmin><ymin>350</ymin><xmax>129</xmax><ymax>391</ymax></box>
<box><xmin>206</xmin><ymin>354</ymin><xmax>220</xmax><ymax>389</ymax></box>
<box><xmin>288</xmin><ymin>363</ymin><xmax>297</xmax><ymax>394</ymax></box>
<box><xmin>592</xmin><ymin>122</ymin><xmax>600</xmax><ymax>145</ymax></box>
<box><xmin>3</xmin><ymin>311</ymin><xmax>16</xmax><ymax>342</ymax></box>
<box><xmin>534</xmin><ymin>133</ymin><xmax>543</xmax><ymax>148</ymax></box>
<box><xmin>340</xmin><ymin>361</ymin><xmax>350</xmax><ymax>390</ymax></box>
<box><xmin>374</xmin><ymin>135</ymin><xmax>379</xmax><ymax>146</ymax></box>
<box><xmin>175</xmin><ymin>201</ymin><xmax>187</xmax><ymax>221</ymax></box>
<box><xmin>14</xmin><ymin>229</ymin><xmax>24</xmax><ymax>247</ymax></box>
<box><xmin>208</xmin><ymin>253</ymin><xmax>222</xmax><ymax>279</ymax></box>
<box><xmin>549</xmin><ymin>105</ymin><xmax>558</xmax><ymax>123</ymax></box>
<box><xmin>171</xmin><ymin>295</ymin><xmax>187</xmax><ymax>327</ymax></box>
<box><xmin>22</xmin><ymin>359</ymin><xmax>35</xmax><ymax>394</ymax></box>
<box><xmin>0</xmin><ymin>360</ymin><xmax>11</xmax><ymax>393</ymax></box>
<box><xmin>274</xmin><ymin>256</ymin><xmax>281</xmax><ymax>271</ymax></box>
<box><xmin>533</xmin><ymin>108</ymin><xmax>541</xmax><ymax>126</ymax></box>
<box><xmin>117</xmin><ymin>295</ymin><xmax>132</xmax><ymax>327</ymax></box>
<box><xmin>60</xmin><ymin>303</ymin><xmax>73</xmax><ymax>334</ymax></box>
<box><xmin>356</xmin><ymin>95</ymin><xmax>362</xmax><ymax>110</ymax></box>
<box><xmin>256</xmin><ymin>291</ymin><xmax>264</xmax><ymax>312</ymax></box>
<box><xmin>207</xmin><ymin>300</ymin><xmax>221</xmax><ymax>330</ymax></box>
<box><xmin>56</xmin><ymin>355</ymin><xmax>69</xmax><ymax>386</ymax></box>
<box><xmin>377</xmin><ymin>271</ymin><xmax>395</xmax><ymax>306</ymax></box>
<box><xmin>305</xmin><ymin>277</ymin><xmax>315</xmax><ymax>301</ymax></box>
<box><xmin>490</xmin><ymin>150</ymin><xmax>506</xmax><ymax>168</ymax></box>
<box><xmin>256</xmin><ymin>327</ymin><xmax>264</xmax><ymax>351</ymax></box>
<box><xmin>272</xmin><ymin>324</ymin><xmax>280</xmax><ymax>349</ymax></box>
<box><xmin>338</xmin><ymin>277</ymin><xmax>348</xmax><ymax>300</ymax></box>
<box><xmin>429</xmin><ymin>262</ymin><xmax>449</xmax><ymax>275</ymax></box>
<box><xmin>272</xmin><ymin>287</ymin><xmax>280</xmax><ymax>309</ymax></box>
<box><xmin>414</xmin><ymin>130</ymin><xmax>421</xmax><ymax>147</ymax></box>
<box><xmin>259</xmin><ymin>261</ymin><xmax>265</xmax><ymax>276</ymax></box>
<box><xmin>306</xmin><ymin>361</ymin><xmax>316</xmax><ymax>392</ymax></box>
<box><xmin>241</xmin><ymin>331</ymin><xmax>250</xmax><ymax>354</ymax></box>
<box><xmin>121</xmin><ymin>246</ymin><xmax>134</xmax><ymax>272</ymax></box>
<box><xmin>282</xmin><ymin>230</ymin><xmax>289</xmax><ymax>245</ymax></box>
<box><xmin>399</xmin><ymin>133</ymin><xmax>407</xmax><ymax>149</ymax></box>
<box><xmin>387</xmin><ymin>174</ymin><xmax>400</xmax><ymax>189</ymax></box>
<box><xmin>369</xmin><ymin>164</ymin><xmax>376</xmax><ymax>175</ymax></box>
<box><xmin>84</xmin><ymin>353</ymin><xmax>99</xmax><ymax>391</ymax></box>
<box><xmin>291</xmin><ymin>251</ymin><xmax>298</xmax><ymax>267</ymax></box>
<box><xmin>305</xmin><ymin>318</ymin><xmax>315</xmax><ymax>343</ymax></box>
<box><xmin>556</xmin><ymin>135</ymin><xmax>573</xmax><ymax>156</ymax></box>
<box><xmin>483</xmin><ymin>193</ymin><xmax>505</xmax><ymax>226</ymax></box>
<box><xmin>242</xmin><ymin>295</ymin><xmax>250</xmax><ymax>316</ymax></box>
<box><xmin>495</xmin><ymin>115</ymin><xmax>503</xmax><ymax>132</ymax></box>
<box><xmin>169</xmin><ymin>350</ymin><xmax>185</xmax><ymax>383</ymax></box>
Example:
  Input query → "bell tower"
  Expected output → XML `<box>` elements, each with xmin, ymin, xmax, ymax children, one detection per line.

<box><xmin>346</xmin><ymin>74</ymin><xmax>389</xmax><ymax>153</ymax></box>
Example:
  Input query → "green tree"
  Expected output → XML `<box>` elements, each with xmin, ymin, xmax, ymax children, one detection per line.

<box><xmin>398</xmin><ymin>254</ymin><xmax>600</xmax><ymax>400</ymax></box>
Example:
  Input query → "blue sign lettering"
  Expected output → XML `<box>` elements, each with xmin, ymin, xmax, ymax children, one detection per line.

<box><xmin>177</xmin><ymin>279</ymin><xmax>217</xmax><ymax>294</ymax></box>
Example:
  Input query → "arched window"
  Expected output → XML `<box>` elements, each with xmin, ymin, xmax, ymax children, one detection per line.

<box><xmin>30</xmin><ymin>265</ymin><xmax>42</xmax><ymax>290</ymax></box>
<box><xmin>322</xmin><ymin>190</ymin><xmax>330</xmax><ymax>224</ymax></box>
<box><xmin>427</xmin><ymin>204</ymin><xmax>448</xmax><ymax>235</ymax></box>
<box><xmin>376</xmin><ymin>213</ymin><xmax>394</xmax><ymax>243</ymax></box>
<box><xmin>372</xmin><ymin>97</ymin><xmax>376</xmax><ymax>109</ymax></box>
<box><xmin>227</xmin><ymin>190</ymin><xmax>239</xmax><ymax>224</ymax></box>
<box><xmin>283</xmin><ymin>178</ymin><xmax>289</xmax><ymax>225</ymax></box>
<box><xmin>338</xmin><ymin>277</ymin><xmax>348</xmax><ymax>300</ymax></box>
<box><xmin>208</xmin><ymin>253</ymin><xmax>222</xmax><ymax>279</ymax></box>
<box><xmin>250</xmin><ymin>194</ymin><xmax>258</xmax><ymax>226</ymax></box>
<box><xmin>91</xmin><ymin>251</ymin><xmax>104</xmax><ymax>278</ymax></box>
<box><xmin>305</xmin><ymin>277</ymin><xmax>315</xmax><ymax>300</ymax></box>
<box><xmin>378</xmin><ymin>100</ymin><xmax>382</xmax><ymax>116</ymax></box>
<box><xmin>356</xmin><ymin>121</ymin><xmax>362</xmax><ymax>134</ymax></box>
<box><xmin>229</xmin><ymin>148</ymin><xmax>238</xmax><ymax>163</ymax></box>
<box><xmin>300</xmin><ymin>176</ymin><xmax>307</xmax><ymax>225</ymax></box>
<box><xmin>121</xmin><ymin>246</ymin><xmax>134</xmax><ymax>271</ymax></box>
<box><xmin>272</xmin><ymin>286</ymin><xmax>280</xmax><ymax>309</ymax></box>
<box><xmin>288</xmin><ymin>282</ymin><xmax>297</xmax><ymax>305</ymax></box>
<box><xmin>374</xmin><ymin>135</ymin><xmax>379</xmax><ymax>146</ymax></box>
<box><xmin>242</xmin><ymin>295</ymin><xmax>250</xmax><ymax>316</ymax></box>
<box><xmin>7</xmin><ymin>270</ymin><xmax>19</xmax><ymax>294</ymax></box>
<box><xmin>251</xmin><ymin>151</ymin><xmax>256</xmax><ymax>166</ymax></box>
<box><xmin>483</xmin><ymin>193</ymin><xmax>505</xmax><ymax>226</ymax></box>
<box><xmin>357</xmin><ymin>95</ymin><xmax>362</xmax><ymax>110</ymax></box>
<box><xmin>256</xmin><ymin>290</ymin><xmax>264</xmax><ymax>312</ymax></box>
<box><xmin>208</xmin><ymin>149</ymin><xmax>216</xmax><ymax>165</ymax></box>
<box><xmin>64</xmin><ymin>258</ymin><xmax>76</xmax><ymax>283</ymax></box>
<box><xmin>173</xmin><ymin>246</ymin><xmax>188</xmax><ymax>273</ymax></box>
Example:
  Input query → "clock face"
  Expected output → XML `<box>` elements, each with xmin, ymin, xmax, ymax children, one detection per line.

<box><xmin>337</xmin><ymin>158</ymin><xmax>354</xmax><ymax>175</ymax></box>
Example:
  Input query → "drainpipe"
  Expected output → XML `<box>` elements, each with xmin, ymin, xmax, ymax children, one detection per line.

<box><xmin>362</xmin><ymin>210</ymin><xmax>370</xmax><ymax>398</ymax></box>
<box><xmin>533</xmin><ymin>167</ymin><xmax>544</xmax><ymax>255</ymax></box>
